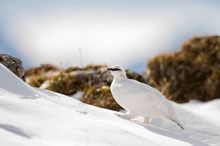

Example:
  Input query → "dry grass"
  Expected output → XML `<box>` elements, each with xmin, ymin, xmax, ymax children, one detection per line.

<box><xmin>146</xmin><ymin>36</ymin><xmax>220</xmax><ymax>103</ymax></box>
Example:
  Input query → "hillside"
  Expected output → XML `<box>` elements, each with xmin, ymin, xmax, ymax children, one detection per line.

<box><xmin>0</xmin><ymin>64</ymin><xmax>220</xmax><ymax>146</ymax></box>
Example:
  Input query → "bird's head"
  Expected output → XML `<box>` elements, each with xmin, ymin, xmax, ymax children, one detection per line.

<box><xmin>107</xmin><ymin>65</ymin><xmax>127</xmax><ymax>79</ymax></box>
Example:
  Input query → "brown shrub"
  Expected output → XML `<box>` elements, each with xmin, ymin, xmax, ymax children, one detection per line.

<box><xmin>81</xmin><ymin>85</ymin><xmax>122</xmax><ymax>111</ymax></box>
<box><xmin>145</xmin><ymin>36</ymin><xmax>220</xmax><ymax>103</ymax></box>
<box><xmin>25</xmin><ymin>64</ymin><xmax>59</xmax><ymax>76</ymax></box>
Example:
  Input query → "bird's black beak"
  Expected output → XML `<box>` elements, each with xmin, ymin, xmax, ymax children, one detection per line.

<box><xmin>107</xmin><ymin>67</ymin><xmax>121</xmax><ymax>71</ymax></box>
<box><xmin>107</xmin><ymin>67</ymin><xmax>112</xmax><ymax>71</ymax></box>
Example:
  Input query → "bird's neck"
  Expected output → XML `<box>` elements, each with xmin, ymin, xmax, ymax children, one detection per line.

<box><xmin>113</xmin><ymin>75</ymin><xmax>127</xmax><ymax>82</ymax></box>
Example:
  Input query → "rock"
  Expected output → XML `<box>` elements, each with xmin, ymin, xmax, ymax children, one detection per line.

<box><xmin>0</xmin><ymin>54</ymin><xmax>25</xmax><ymax>81</ymax></box>
<box><xmin>125</xmin><ymin>69</ymin><xmax>146</xmax><ymax>83</ymax></box>
<box><xmin>145</xmin><ymin>36</ymin><xmax>220</xmax><ymax>103</ymax></box>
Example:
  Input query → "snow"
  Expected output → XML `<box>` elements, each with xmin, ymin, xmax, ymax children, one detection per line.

<box><xmin>0</xmin><ymin>63</ymin><xmax>220</xmax><ymax>146</ymax></box>
<box><xmin>182</xmin><ymin>100</ymin><xmax>220</xmax><ymax>127</ymax></box>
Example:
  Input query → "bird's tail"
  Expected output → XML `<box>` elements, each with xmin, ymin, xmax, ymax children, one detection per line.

<box><xmin>170</xmin><ymin>117</ymin><xmax>184</xmax><ymax>129</ymax></box>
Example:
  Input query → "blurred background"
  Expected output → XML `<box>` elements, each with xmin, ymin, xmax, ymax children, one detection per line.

<box><xmin>1</xmin><ymin>0</ymin><xmax>220</xmax><ymax>72</ymax></box>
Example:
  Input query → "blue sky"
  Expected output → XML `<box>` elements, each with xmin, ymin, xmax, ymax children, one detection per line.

<box><xmin>1</xmin><ymin>0</ymin><xmax>220</xmax><ymax>72</ymax></box>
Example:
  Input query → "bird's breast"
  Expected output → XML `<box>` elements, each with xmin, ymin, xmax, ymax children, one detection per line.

<box><xmin>111</xmin><ymin>83</ymin><xmax>123</xmax><ymax>97</ymax></box>
<box><xmin>110</xmin><ymin>83</ymin><xmax>133</xmax><ymax>106</ymax></box>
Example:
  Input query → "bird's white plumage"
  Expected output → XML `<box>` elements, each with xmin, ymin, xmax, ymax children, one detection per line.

<box><xmin>108</xmin><ymin>65</ymin><xmax>184</xmax><ymax>129</ymax></box>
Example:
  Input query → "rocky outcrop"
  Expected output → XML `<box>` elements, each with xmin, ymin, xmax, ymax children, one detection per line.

<box><xmin>0</xmin><ymin>54</ymin><xmax>25</xmax><ymax>81</ymax></box>
<box><xmin>145</xmin><ymin>36</ymin><xmax>220</xmax><ymax>103</ymax></box>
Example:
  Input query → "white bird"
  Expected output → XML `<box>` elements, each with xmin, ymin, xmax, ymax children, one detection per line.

<box><xmin>108</xmin><ymin>65</ymin><xmax>184</xmax><ymax>129</ymax></box>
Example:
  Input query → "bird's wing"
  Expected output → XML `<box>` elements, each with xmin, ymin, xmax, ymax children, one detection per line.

<box><xmin>125</xmin><ymin>79</ymin><xmax>165</xmax><ymax>99</ymax></box>
<box><xmin>124</xmin><ymin>79</ymin><xmax>172</xmax><ymax>113</ymax></box>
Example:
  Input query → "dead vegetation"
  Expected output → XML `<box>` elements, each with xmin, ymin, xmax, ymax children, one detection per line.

<box><xmin>146</xmin><ymin>36</ymin><xmax>220</xmax><ymax>103</ymax></box>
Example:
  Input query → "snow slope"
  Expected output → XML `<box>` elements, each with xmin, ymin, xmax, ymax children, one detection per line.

<box><xmin>0</xmin><ymin>63</ymin><xmax>220</xmax><ymax>146</ymax></box>
<box><xmin>182</xmin><ymin>100</ymin><xmax>220</xmax><ymax>127</ymax></box>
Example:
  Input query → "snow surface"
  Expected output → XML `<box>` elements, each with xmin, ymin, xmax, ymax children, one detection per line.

<box><xmin>0</xmin><ymin>63</ymin><xmax>220</xmax><ymax>146</ymax></box>
<box><xmin>182</xmin><ymin>100</ymin><xmax>220</xmax><ymax>127</ymax></box>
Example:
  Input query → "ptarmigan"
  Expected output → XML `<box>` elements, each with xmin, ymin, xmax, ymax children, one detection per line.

<box><xmin>108</xmin><ymin>65</ymin><xmax>184</xmax><ymax>129</ymax></box>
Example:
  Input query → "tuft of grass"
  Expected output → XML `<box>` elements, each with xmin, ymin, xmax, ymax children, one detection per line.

<box><xmin>46</xmin><ymin>72</ymin><xmax>77</xmax><ymax>95</ymax></box>
<box><xmin>25</xmin><ymin>64</ymin><xmax>59</xmax><ymax>76</ymax></box>
<box><xmin>26</xmin><ymin>76</ymin><xmax>47</xmax><ymax>87</ymax></box>
<box><xmin>81</xmin><ymin>85</ymin><xmax>122</xmax><ymax>111</ymax></box>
